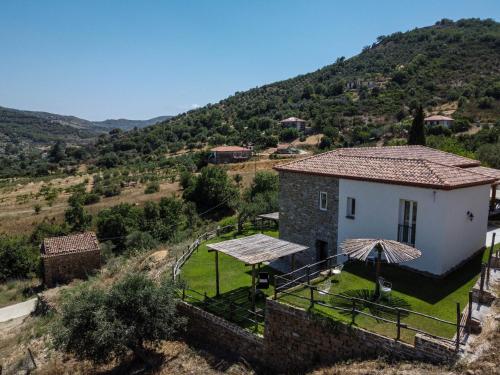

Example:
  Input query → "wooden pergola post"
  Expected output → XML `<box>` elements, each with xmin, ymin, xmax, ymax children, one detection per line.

<box><xmin>374</xmin><ymin>244</ymin><xmax>383</xmax><ymax>299</ymax></box>
<box><xmin>212</xmin><ymin>250</ymin><xmax>220</xmax><ymax>297</ymax></box>
<box><xmin>491</xmin><ymin>184</ymin><xmax>497</xmax><ymax>213</ymax></box>
<box><xmin>251</xmin><ymin>264</ymin><xmax>256</xmax><ymax>311</ymax></box>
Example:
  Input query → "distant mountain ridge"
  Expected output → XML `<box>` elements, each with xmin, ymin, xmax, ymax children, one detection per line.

<box><xmin>93</xmin><ymin>116</ymin><xmax>172</xmax><ymax>131</ymax></box>
<box><xmin>0</xmin><ymin>106</ymin><xmax>171</xmax><ymax>152</ymax></box>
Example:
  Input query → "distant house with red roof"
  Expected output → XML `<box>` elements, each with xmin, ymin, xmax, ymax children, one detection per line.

<box><xmin>424</xmin><ymin>115</ymin><xmax>454</xmax><ymax>128</ymax></box>
<box><xmin>41</xmin><ymin>232</ymin><xmax>101</xmax><ymax>287</ymax></box>
<box><xmin>209</xmin><ymin>146</ymin><xmax>252</xmax><ymax>164</ymax></box>
<box><xmin>275</xmin><ymin>145</ymin><xmax>498</xmax><ymax>276</ymax></box>
<box><xmin>280</xmin><ymin>117</ymin><xmax>307</xmax><ymax>132</ymax></box>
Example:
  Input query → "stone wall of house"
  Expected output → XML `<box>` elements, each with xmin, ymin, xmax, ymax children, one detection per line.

<box><xmin>278</xmin><ymin>171</ymin><xmax>339</xmax><ymax>266</ymax></box>
<box><xmin>177</xmin><ymin>301</ymin><xmax>265</xmax><ymax>366</ymax></box>
<box><xmin>42</xmin><ymin>250</ymin><xmax>101</xmax><ymax>287</ymax></box>
<box><xmin>177</xmin><ymin>298</ymin><xmax>457</xmax><ymax>373</ymax></box>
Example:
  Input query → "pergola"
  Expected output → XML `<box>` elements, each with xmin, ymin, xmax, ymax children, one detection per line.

<box><xmin>257</xmin><ymin>212</ymin><xmax>279</xmax><ymax>230</ymax></box>
<box><xmin>207</xmin><ymin>234</ymin><xmax>307</xmax><ymax>310</ymax></box>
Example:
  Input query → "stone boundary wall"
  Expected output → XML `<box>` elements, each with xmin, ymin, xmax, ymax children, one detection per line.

<box><xmin>178</xmin><ymin>299</ymin><xmax>457</xmax><ymax>373</ymax></box>
<box><xmin>177</xmin><ymin>301</ymin><xmax>265</xmax><ymax>366</ymax></box>
<box><xmin>264</xmin><ymin>299</ymin><xmax>456</xmax><ymax>372</ymax></box>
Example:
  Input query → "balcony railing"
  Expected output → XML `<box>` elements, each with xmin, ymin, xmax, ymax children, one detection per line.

<box><xmin>398</xmin><ymin>224</ymin><xmax>416</xmax><ymax>246</ymax></box>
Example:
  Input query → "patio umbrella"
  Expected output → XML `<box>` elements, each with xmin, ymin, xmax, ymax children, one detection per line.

<box><xmin>340</xmin><ymin>239</ymin><xmax>422</xmax><ymax>298</ymax></box>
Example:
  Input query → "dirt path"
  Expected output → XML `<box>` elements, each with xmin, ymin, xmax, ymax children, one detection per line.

<box><xmin>0</xmin><ymin>298</ymin><xmax>37</xmax><ymax>322</ymax></box>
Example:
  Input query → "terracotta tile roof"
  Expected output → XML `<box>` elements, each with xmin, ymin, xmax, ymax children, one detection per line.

<box><xmin>41</xmin><ymin>232</ymin><xmax>100</xmax><ymax>257</ymax></box>
<box><xmin>211</xmin><ymin>146</ymin><xmax>250</xmax><ymax>152</ymax></box>
<box><xmin>329</xmin><ymin>145</ymin><xmax>479</xmax><ymax>167</ymax></box>
<box><xmin>280</xmin><ymin>117</ymin><xmax>306</xmax><ymax>123</ymax></box>
<box><xmin>424</xmin><ymin>115</ymin><xmax>453</xmax><ymax>121</ymax></box>
<box><xmin>467</xmin><ymin>166</ymin><xmax>500</xmax><ymax>183</ymax></box>
<box><xmin>274</xmin><ymin>149</ymin><xmax>495</xmax><ymax>190</ymax></box>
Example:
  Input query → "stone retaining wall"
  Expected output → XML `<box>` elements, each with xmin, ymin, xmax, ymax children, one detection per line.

<box><xmin>177</xmin><ymin>301</ymin><xmax>265</xmax><ymax>366</ymax></box>
<box><xmin>178</xmin><ymin>298</ymin><xmax>457</xmax><ymax>373</ymax></box>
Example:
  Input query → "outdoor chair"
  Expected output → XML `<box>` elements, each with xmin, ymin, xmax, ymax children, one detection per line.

<box><xmin>331</xmin><ymin>264</ymin><xmax>344</xmax><ymax>280</ymax></box>
<box><xmin>318</xmin><ymin>279</ymin><xmax>332</xmax><ymax>295</ymax></box>
<box><xmin>378</xmin><ymin>277</ymin><xmax>392</xmax><ymax>301</ymax></box>
<box><xmin>257</xmin><ymin>272</ymin><xmax>270</xmax><ymax>289</ymax></box>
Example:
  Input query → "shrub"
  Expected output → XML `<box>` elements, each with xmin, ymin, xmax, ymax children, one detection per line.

<box><xmin>103</xmin><ymin>184</ymin><xmax>122</xmax><ymax>197</ymax></box>
<box><xmin>144</xmin><ymin>182</ymin><xmax>160</xmax><ymax>194</ymax></box>
<box><xmin>52</xmin><ymin>274</ymin><xmax>186</xmax><ymax>365</ymax></box>
<box><xmin>0</xmin><ymin>235</ymin><xmax>40</xmax><ymax>280</ymax></box>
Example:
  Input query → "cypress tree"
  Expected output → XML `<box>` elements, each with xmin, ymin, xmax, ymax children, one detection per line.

<box><xmin>408</xmin><ymin>106</ymin><xmax>426</xmax><ymax>145</ymax></box>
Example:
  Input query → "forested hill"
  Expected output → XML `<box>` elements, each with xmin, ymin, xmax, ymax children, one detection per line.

<box><xmin>0</xmin><ymin>106</ymin><xmax>170</xmax><ymax>155</ymax></box>
<box><xmin>94</xmin><ymin>18</ymin><xmax>500</xmax><ymax>163</ymax></box>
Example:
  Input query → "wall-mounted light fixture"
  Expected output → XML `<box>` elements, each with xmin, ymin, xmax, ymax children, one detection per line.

<box><xmin>466</xmin><ymin>211</ymin><xmax>474</xmax><ymax>221</ymax></box>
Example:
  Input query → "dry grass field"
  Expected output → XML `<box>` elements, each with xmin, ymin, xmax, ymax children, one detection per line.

<box><xmin>0</xmin><ymin>156</ymin><xmax>294</xmax><ymax>236</ymax></box>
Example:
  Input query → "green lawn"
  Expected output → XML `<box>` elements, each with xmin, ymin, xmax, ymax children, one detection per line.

<box><xmin>180</xmin><ymin>225</ymin><xmax>278</xmax><ymax>332</ymax></box>
<box><xmin>181</xmin><ymin>226</ymin><xmax>495</xmax><ymax>341</ymax></box>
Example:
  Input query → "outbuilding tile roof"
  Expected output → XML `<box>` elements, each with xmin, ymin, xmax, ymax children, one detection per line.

<box><xmin>280</xmin><ymin>117</ymin><xmax>306</xmax><ymax>123</ymax></box>
<box><xmin>274</xmin><ymin>147</ymin><xmax>495</xmax><ymax>190</ymax></box>
<box><xmin>424</xmin><ymin>115</ymin><xmax>454</xmax><ymax>121</ymax></box>
<box><xmin>42</xmin><ymin>232</ymin><xmax>100</xmax><ymax>257</ymax></box>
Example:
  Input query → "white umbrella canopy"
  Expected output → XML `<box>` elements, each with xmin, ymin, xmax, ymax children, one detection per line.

<box><xmin>340</xmin><ymin>238</ymin><xmax>422</xmax><ymax>264</ymax></box>
<box><xmin>340</xmin><ymin>238</ymin><xmax>422</xmax><ymax>299</ymax></box>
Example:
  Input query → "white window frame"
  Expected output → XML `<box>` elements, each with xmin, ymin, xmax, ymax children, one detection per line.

<box><xmin>319</xmin><ymin>191</ymin><xmax>328</xmax><ymax>211</ymax></box>
<box><xmin>346</xmin><ymin>197</ymin><xmax>356</xmax><ymax>219</ymax></box>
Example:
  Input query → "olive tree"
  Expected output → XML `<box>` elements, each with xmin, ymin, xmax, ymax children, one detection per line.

<box><xmin>52</xmin><ymin>273</ymin><xmax>186</xmax><ymax>366</ymax></box>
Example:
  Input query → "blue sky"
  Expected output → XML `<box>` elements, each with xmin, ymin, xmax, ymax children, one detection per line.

<box><xmin>0</xmin><ymin>1</ymin><xmax>498</xmax><ymax>120</ymax></box>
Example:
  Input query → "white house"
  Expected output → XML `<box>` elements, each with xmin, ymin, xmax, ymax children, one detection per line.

<box><xmin>280</xmin><ymin>117</ymin><xmax>307</xmax><ymax>132</ymax></box>
<box><xmin>275</xmin><ymin>146</ymin><xmax>498</xmax><ymax>276</ymax></box>
<box><xmin>424</xmin><ymin>115</ymin><xmax>454</xmax><ymax>128</ymax></box>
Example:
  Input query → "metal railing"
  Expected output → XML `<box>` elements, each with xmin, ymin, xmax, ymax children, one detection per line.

<box><xmin>275</xmin><ymin>262</ymin><xmax>465</xmax><ymax>350</ymax></box>
<box><xmin>180</xmin><ymin>286</ymin><xmax>265</xmax><ymax>333</ymax></box>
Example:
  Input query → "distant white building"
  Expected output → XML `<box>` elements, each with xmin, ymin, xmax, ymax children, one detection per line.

<box><xmin>276</xmin><ymin>146</ymin><xmax>499</xmax><ymax>276</ymax></box>
<box><xmin>280</xmin><ymin>117</ymin><xmax>307</xmax><ymax>132</ymax></box>
<box><xmin>424</xmin><ymin>115</ymin><xmax>454</xmax><ymax>128</ymax></box>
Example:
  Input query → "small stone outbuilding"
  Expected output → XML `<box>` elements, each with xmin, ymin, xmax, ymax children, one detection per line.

<box><xmin>41</xmin><ymin>232</ymin><xmax>101</xmax><ymax>287</ymax></box>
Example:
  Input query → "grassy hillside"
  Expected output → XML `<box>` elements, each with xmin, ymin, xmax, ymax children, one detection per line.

<box><xmin>92</xmin><ymin>18</ymin><xmax>500</xmax><ymax>166</ymax></box>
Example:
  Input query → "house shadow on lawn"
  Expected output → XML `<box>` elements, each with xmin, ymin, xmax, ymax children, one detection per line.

<box><xmin>343</xmin><ymin>249</ymin><xmax>485</xmax><ymax>305</ymax></box>
<box><xmin>329</xmin><ymin>289</ymin><xmax>412</xmax><ymax>321</ymax></box>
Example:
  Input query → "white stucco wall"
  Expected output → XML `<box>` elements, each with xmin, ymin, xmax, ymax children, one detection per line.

<box><xmin>337</xmin><ymin>179</ymin><xmax>489</xmax><ymax>275</ymax></box>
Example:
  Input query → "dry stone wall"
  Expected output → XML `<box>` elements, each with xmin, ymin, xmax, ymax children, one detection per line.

<box><xmin>42</xmin><ymin>250</ymin><xmax>101</xmax><ymax>287</ymax></box>
<box><xmin>178</xmin><ymin>298</ymin><xmax>457</xmax><ymax>373</ymax></box>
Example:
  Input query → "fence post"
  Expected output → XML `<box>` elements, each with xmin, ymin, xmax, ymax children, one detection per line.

<box><xmin>309</xmin><ymin>286</ymin><xmax>314</xmax><ymax>308</ymax></box>
<box><xmin>229</xmin><ymin>302</ymin><xmax>234</xmax><ymax>321</ymax></box>
<box><xmin>396</xmin><ymin>308</ymin><xmax>401</xmax><ymax>340</ymax></box>
<box><xmin>467</xmin><ymin>291</ymin><xmax>472</xmax><ymax>335</ymax></box>
<box><xmin>306</xmin><ymin>266</ymin><xmax>311</xmax><ymax>285</ymax></box>
<box><xmin>274</xmin><ymin>278</ymin><xmax>278</xmax><ymax>300</ymax></box>
<box><xmin>487</xmin><ymin>233</ymin><xmax>496</xmax><ymax>287</ymax></box>
<box><xmin>456</xmin><ymin>302</ymin><xmax>461</xmax><ymax>352</ymax></box>
<box><xmin>479</xmin><ymin>263</ymin><xmax>486</xmax><ymax>292</ymax></box>
<box><xmin>351</xmin><ymin>300</ymin><xmax>356</xmax><ymax>324</ymax></box>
